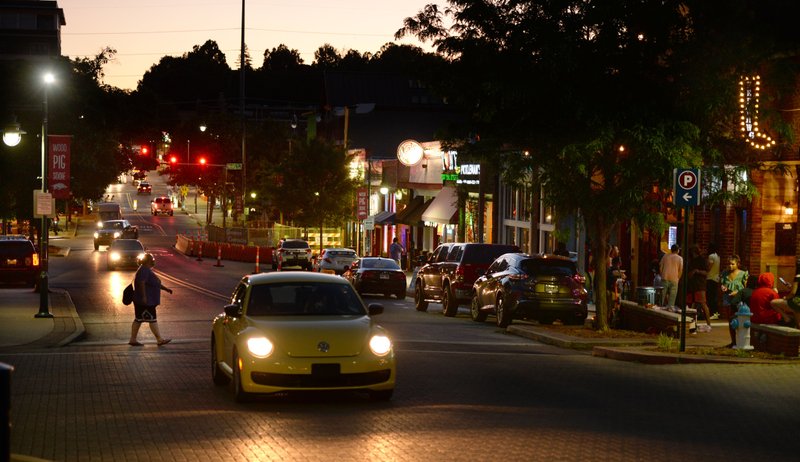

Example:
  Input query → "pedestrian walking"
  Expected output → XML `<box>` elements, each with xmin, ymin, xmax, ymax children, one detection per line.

<box><xmin>706</xmin><ymin>242</ymin><xmax>721</xmax><ymax>319</ymax></box>
<box><xmin>659</xmin><ymin>244</ymin><xmax>683</xmax><ymax>308</ymax></box>
<box><xmin>687</xmin><ymin>244</ymin><xmax>712</xmax><ymax>332</ymax></box>
<box><xmin>129</xmin><ymin>253</ymin><xmax>173</xmax><ymax>346</ymax></box>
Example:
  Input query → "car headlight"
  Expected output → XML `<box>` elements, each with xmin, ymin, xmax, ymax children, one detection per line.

<box><xmin>247</xmin><ymin>337</ymin><xmax>274</xmax><ymax>358</ymax></box>
<box><xmin>137</xmin><ymin>253</ymin><xmax>146</xmax><ymax>262</ymax></box>
<box><xmin>93</xmin><ymin>232</ymin><xmax>99</xmax><ymax>238</ymax></box>
<box><xmin>113</xmin><ymin>232</ymin><xmax>121</xmax><ymax>238</ymax></box>
<box><xmin>369</xmin><ymin>335</ymin><xmax>392</xmax><ymax>356</ymax></box>
<box><xmin>110</xmin><ymin>252</ymin><xmax>121</xmax><ymax>261</ymax></box>
<box><xmin>96</xmin><ymin>221</ymin><xmax>103</xmax><ymax>228</ymax></box>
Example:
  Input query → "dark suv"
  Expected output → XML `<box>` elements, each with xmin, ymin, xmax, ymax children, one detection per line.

<box><xmin>414</xmin><ymin>243</ymin><xmax>520</xmax><ymax>316</ymax></box>
<box><xmin>0</xmin><ymin>236</ymin><xmax>40</xmax><ymax>287</ymax></box>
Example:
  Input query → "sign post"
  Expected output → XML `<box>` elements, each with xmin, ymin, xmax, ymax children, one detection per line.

<box><xmin>673</xmin><ymin>168</ymin><xmax>701</xmax><ymax>352</ymax></box>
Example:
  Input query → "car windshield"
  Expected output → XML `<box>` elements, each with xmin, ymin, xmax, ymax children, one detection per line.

<box><xmin>0</xmin><ymin>241</ymin><xmax>33</xmax><ymax>257</ymax></box>
<box><xmin>106</xmin><ymin>222</ymin><xmax>125</xmax><ymax>230</ymax></box>
<box><xmin>246</xmin><ymin>282</ymin><xmax>366</xmax><ymax>316</ymax></box>
<box><xmin>461</xmin><ymin>245</ymin><xmax>520</xmax><ymax>264</ymax></box>
<box><xmin>328</xmin><ymin>250</ymin><xmax>356</xmax><ymax>258</ymax></box>
<box><xmin>361</xmin><ymin>258</ymin><xmax>400</xmax><ymax>270</ymax></box>
<box><xmin>282</xmin><ymin>240</ymin><xmax>309</xmax><ymax>249</ymax></box>
<box><xmin>520</xmin><ymin>259</ymin><xmax>576</xmax><ymax>277</ymax></box>
<box><xmin>111</xmin><ymin>240</ymin><xmax>143</xmax><ymax>251</ymax></box>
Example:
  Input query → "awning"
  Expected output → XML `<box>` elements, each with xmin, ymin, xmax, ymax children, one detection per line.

<box><xmin>367</xmin><ymin>210</ymin><xmax>395</xmax><ymax>225</ymax></box>
<box><xmin>421</xmin><ymin>186</ymin><xmax>459</xmax><ymax>225</ymax></box>
<box><xmin>395</xmin><ymin>196</ymin><xmax>426</xmax><ymax>225</ymax></box>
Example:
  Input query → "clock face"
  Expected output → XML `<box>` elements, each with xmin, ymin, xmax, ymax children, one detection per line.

<box><xmin>397</xmin><ymin>139</ymin><xmax>424</xmax><ymax>166</ymax></box>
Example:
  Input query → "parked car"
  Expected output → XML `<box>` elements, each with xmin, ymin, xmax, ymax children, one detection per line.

<box><xmin>0</xmin><ymin>235</ymin><xmax>39</xmax><ymax>287</ymax></box>
<box><xmin>314</xmin><ymin>248</ymin><xmax>358</xmax><ymax>274</ymax></box>
<box><xmin>210</xmin><ymin>272</ymin><xmax>395</xmax><ymax>402</ymax></box>
<box><xmin>94</xmin><ymin>219</ymin><xmax>138</xmax><ymax>250</ymax></box>
<box><xmin>343</xmin><ymin>257</ymin><xmax>406</xmax><ymax>299</ymax></box>
<box><xmin>137</xmin><ymin>182</ymin><xmax>152</xmax><ymax>194</ymax></box>
<box><xmin>106</xmin><ymin>239</ymin><xmax>146</xmax><ymax>270</ymax></box>
<box><xmin>414</xmin><ymin>243</ymin><xmax>520</xmax><ymax>317</ymax></box>
<box><xmin>471</xmin><ymin>253</ymin><xmax>588</xmax><ymax>327</ymax></box>
<box><xmin>150</xmin><ymin>196</ymin><xmax>174</xmax><ymax>216</ymax></box>
<box><xmin>271</xmin><ymin>238</ymin><xmax>312</xmax><ymax>271</ymax></box>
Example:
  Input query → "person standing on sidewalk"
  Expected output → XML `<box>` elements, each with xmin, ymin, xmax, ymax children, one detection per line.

<box><xmin>390</xmin><ymin>237</ymin><xmax>404</xmax><ymax>267</ymax></box>
<box><xmin>129</xmin><ymin>253</ymin><xmax>173</xmax><ymax>346</ymax></box>
<box><xmin>706</xmin><ymin>242</ymin><xmax>721</xmax><ymax>320</ymax></box>
<box><xmin>687</xmin><ymin>244</ymin><xmax>712</xmax><ymax>332</ymax></box>
<box><xmin>659</xmin><ymin>244</ymin><xmax>683</xmax><ymax>308</ymax></box>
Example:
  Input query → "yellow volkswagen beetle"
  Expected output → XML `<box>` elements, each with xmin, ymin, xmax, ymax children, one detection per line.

<box><xmin>211</xmin><ymin>272</ymin><xmax>396</xmax><ymax>402</ymax></box>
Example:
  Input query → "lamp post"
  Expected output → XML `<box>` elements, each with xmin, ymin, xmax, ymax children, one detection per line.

<box><xmin>36</xmin><ymin>72</ymin><xmax>55</xmax><ymax>318</ymax></box>
<box><xmin>2</xmin><ymin>118</ymin><xmax>26</xmax><ymax>147</ymax></box>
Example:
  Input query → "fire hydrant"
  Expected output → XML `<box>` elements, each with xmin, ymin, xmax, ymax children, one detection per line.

<box><xmin>729</xmin><ymin>302</ymin><xmax>754</xmax><ymax>350</ymax></box>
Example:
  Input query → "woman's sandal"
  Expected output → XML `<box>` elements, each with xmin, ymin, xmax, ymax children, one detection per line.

<box><xmin>157</xmin><ymin>339</ymin><xmax>172</xmax><ymax>346</ymax></box>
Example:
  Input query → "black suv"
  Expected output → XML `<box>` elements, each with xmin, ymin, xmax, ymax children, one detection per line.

<box><xmin>414</xmin><ymin>243</ymin><xmax>520</xmax><ymax>316</ymax></box>
<box><xmin>0</xmin><ymin>236</ymin><xmax>40</xmax><ymax>287</ymax></box>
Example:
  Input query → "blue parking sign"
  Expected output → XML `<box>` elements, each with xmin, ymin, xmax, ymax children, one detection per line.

<box><xmin>673</xmin><ymin>168</ymin><xmax>701</xmax><ymax>207</ymax></box>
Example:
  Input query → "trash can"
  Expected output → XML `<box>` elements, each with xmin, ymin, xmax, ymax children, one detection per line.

<box><xmin>636</xmin><ymin>286</ymin><xmax>656</xmax><ymax>306</ymax></box>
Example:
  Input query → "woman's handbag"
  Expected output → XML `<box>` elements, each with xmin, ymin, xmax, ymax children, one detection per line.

<box><xmin>122</xmin><ymin>283</ymin><xmax>134</xmax><ymax>305</ymax></box>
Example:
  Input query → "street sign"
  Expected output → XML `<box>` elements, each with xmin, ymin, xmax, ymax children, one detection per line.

<box><xmin>226</xmin><ymin>163</ymin><xmax>242</xmax><ymax>170</ymax></box>
<box><xmin>673</xmin><ymin>168</ymin><xmax>701</xmax><ymax>207</ymax></box>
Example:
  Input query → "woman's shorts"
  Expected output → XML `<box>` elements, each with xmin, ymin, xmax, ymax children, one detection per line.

<box><xmin>134</xmin><ymin>303</ymin><xmax>158</xmax><ymax>322</ymax></box>
<box><xmin>686</xmin><ymin>290</ymin><xmax>706</xmax><ymax>304</ymax></box>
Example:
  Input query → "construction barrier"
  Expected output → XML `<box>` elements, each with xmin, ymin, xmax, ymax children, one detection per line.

<box><xmin>174</xmin><ymin>236</ymin><xmax>278</xmax><ymax>266</ymax></box>
<box><xmin>214</xmin><ymin>244</ymin><xmax>224</xmax><ymax>267</ymax></box>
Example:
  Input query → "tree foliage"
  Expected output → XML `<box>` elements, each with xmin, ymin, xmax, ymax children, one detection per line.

<box><xmin>397</xmin><ymin>0</ymin><xmax>800</xmax><ymax>330</ymax></box>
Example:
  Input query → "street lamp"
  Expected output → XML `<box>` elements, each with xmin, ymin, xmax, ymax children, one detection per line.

<box><xmin>2</xmin><ymin>117</ymin><xmax>26</xmax><ymax>147</ymax></box>
<box><xmin>37</xmin><ymin>72</ymin><xmax>55</xmax><ymax>318</ymax></box>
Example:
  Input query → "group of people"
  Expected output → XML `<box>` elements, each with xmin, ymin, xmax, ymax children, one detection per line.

<box><xmin>655</xmin><ymin>242</ymin><xmax>800</xmax><ymax>342</ymax></box>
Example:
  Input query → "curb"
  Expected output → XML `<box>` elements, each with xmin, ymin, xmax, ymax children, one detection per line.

<box><xmin>56</xmin><ymin>289</ymin><xmax>85</xmax><ymax>347</ymax></box>
<box><xmin>591</xmin><ymin>346</ymin><xmax>795</xmax><ymax>365</ymax></box>
<box><xmin>507</xmin><ymin>324</ymin><xmax>656</xmax><ymax>350</ymax></box>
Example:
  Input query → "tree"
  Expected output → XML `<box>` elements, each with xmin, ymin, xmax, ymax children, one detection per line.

<box><xmin>262</xmin><ymin>44</ymin><xmax>304</xmax><ymax>71</ymax></box>
<box><xmin>313</xmin><ymin>44</ymin><xmax>342</xmax><ymax>69</ymax></box>
<box><xmin>396</xmin><ymin>0</ymin><xmax>800</xmax><ymax>330</ymax></box>
<box><xmin>260</xmin><ymin>138</ymin><xmax>358</xmax><ymax>230</ymax></box>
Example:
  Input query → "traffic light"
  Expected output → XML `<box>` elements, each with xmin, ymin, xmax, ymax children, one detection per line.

<box><xmin>198</xmin><ymin>157</ymin><xmax>207</xmax><ymax>166</ymax></box>
<box><xmin>169</xmin><ymin>155</ymin><xmax>178</xmax><ymax>164</ymax></box>
<box><xmin>141</xmin><ymin>146</ymin><xmax>149</xmax><ymax>155</ymax></box>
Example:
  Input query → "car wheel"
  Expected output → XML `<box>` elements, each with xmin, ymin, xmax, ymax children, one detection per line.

<box><xmin>368</xmin><ymin>389</ymin><xmax>394</xmax><ymax>401</ymax></box>
<box><xmin>211</xmin><ymin>336</ymin><xmax>230</xmax><ymax>386</ymax></box>
<box><xmin>470</xmin><ymin>295</ymin><xmax>488</xmax><ymax>322</ymax></box>
<box><xmin>231</xmin><ymin>349</ymin><xmax>253</xmax><ymax>403</ymax></box>
<box><xmin>414</xmin><ymin>283</ymin><xmax>428</xmax><ymax>312</ymax></box>
<box><xmin>442</xmin><ymin>286</ymin><xmax>458</xmax><ymax>317</ymax></box>
<box><xmin>496</xmin><ymin>294</ymin><xmax>512</xmax><ymax>328</ymax></box>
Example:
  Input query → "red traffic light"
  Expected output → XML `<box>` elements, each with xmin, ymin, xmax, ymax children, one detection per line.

<box><xmin>169</xmin><ymin>155</ymin><xmax>178</xmax><ymax>164</ymax></box>
<box><xmin>198</xmin><ymin>157</ymin><xmax>207</xmax><ymax>165</ymax></box>
<box><xmin>141</xmin><ymin>146</ymin><xmax>149</xmax><ymax>155</ymax></box>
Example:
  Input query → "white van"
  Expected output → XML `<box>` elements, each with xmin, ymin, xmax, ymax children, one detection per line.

<box><xmin>97</xmin><ymin>203</ymin><xmax>122</xmax><ymax>226</ymax></box>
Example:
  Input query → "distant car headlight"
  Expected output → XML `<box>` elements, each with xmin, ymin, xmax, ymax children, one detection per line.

<box><xmin>113</xmin><ymin>232</ymin><xmax>121</xmax><ymax>238</ymax></box>
<box><xmin>109</xmin><ymin>252</ymin><xmax>121</xmax><ymax>261</ymax></box>
<box><xmin>93</xmin><ymin>232</ymin><xmax>99</xmax><ymax>238</ymax></box>
<box><xmin>96</xmin><ymin>221</ymin><xmax>103</xmax><ymax>228</ymax></box>
<box><xmin>369</xmin><ymin>334</ymin><xmax>392</xmax><ymax>356</ymax></box>
<box><xmin>247</xmin><ymin>337</ymin><xmax>274</xmax><ymax>358</ymax></box>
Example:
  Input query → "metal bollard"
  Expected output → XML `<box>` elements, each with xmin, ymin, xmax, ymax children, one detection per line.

<box><xmin>1</xmin><ymin>362</ymin><xmax>13</xmax><ymax>462</ymax></box>
<box><xmin>729</xmin><ymin>302</ymin><xmax>754</xmax><ymax>350</ymax></box>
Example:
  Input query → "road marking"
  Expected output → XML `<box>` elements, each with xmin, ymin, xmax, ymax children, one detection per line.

<box><xmin>155</xmin><ymin>270</ymin><xmax>229</xmax><ymax>301</ymax></box>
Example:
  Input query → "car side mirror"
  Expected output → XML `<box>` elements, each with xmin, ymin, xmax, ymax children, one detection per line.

<box><xmin>367</xmin><ymin>303</ymin><xmax>384</xmax><ymax>316</ymax></box>
<box><xmin>224</xmin><ymin>304</ymin><xmax>241</xmax><ymax>317</ymax></box>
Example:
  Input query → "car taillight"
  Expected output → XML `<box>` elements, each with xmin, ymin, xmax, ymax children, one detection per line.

<box><xmin>31</xmin><ymin>253</ymin><xmax>39</xmax><ymax>266</ymax></box>
<box><xmin>362</xmin><ymin>271</ymin><xmax>377</xmax><ymax>279</ymax></box>
<box><xmin>393</xmin><ymin>272</ymin><xmax>405</xmax><ymax>280</ymax></box>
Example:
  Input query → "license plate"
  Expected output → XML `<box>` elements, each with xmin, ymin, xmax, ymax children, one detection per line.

<box><xmin>544</xmin><ymin>284</ymin><xmax>558</xmax><ymax>294</ymax></box>
<box><xmin>380</xmin><ymin>273</ymin><xmax>389</xmax><ymax>279</ymax></box>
